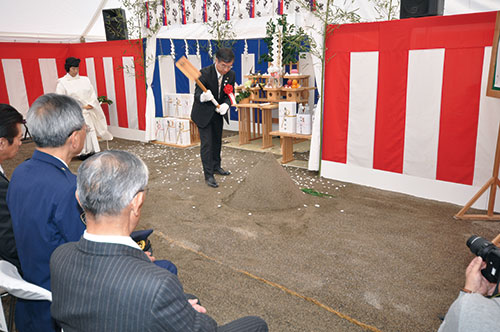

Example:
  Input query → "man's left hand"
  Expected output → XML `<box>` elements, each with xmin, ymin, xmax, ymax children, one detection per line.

<box><xmin>145</xmin><ymin>251</ymin><xmax>156</xmax><ymax>262</ymax></box>
<box><xmin>188</xmin><ymin>299</ymin><xmax>207</xmax><ymax>313</ymax></box>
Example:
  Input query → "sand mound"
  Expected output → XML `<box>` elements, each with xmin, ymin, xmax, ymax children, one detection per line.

<box><xmin>224</xmin><ymin>153</ymin><xmax>305</xmax><ymax>211</ymax></box>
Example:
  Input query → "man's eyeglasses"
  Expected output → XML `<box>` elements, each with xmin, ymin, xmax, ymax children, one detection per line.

<box><xmin>217</xmin><ymin>61</ymin><xmax>233</xmax><ymax>70</ymax></box>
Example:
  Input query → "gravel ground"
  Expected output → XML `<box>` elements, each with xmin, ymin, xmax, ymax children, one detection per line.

<box><xmin>4</xmin><ymin>134</ymin><xmax>500</xmax><ymax>332</ymax></box>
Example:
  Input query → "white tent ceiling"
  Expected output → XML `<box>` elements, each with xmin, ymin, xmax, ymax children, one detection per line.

<box><xmin>0</xmin><ymin>0</ymin><xmax>125</xmax><ymax>43</ymax></box>
<box><xmin>0</xmin><ymin>0</ymin><xmax>499</xmax><ymax>43</ymax></box>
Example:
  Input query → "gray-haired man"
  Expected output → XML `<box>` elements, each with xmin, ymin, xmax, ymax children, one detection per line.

<box><xmin>50</xmin><ymin>150</ymin><xmax>268</xmax><ymax>332</ymax></box>
<box><xmin>7</xmin><ymin>93</ymin><xmax>87</xmax><ymax>332</ymax></box>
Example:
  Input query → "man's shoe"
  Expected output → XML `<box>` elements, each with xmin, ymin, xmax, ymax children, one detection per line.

<box><xmin>205</xmin><ymin>176</ymin><xmax>218</xmax><ymax>188</ymax></box>
<box><xmin>214</xmin><ymin>167</ymin><xmax>231</xmax><ymax>176</ymax></box>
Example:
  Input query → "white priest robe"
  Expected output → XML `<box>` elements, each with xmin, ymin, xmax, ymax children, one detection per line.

<box><xmin>56</xmin><ymin>74</ymin><xmax>113</xmax><ymax>154</ymax></box>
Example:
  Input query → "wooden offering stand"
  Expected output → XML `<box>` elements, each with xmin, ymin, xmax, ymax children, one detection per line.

<box><xmin>235</xmin><ymin>72</ymin><xmax>314</xmax><ymax>159</ymax></box>
<box><xmin>269</xmin><ymin>131</ymin><xmax>312</xmax><ymax>164</ymax></box>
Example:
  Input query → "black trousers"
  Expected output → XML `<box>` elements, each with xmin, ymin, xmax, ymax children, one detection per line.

<box><xmin>198</xmin><ymin>113</ymin><xmax>223</xmax><ymax>179</ymax></box>
<box><xmin>218</xmin><ymin>316</ymin><xmax>268</xmax><ymax>332</ymax></box>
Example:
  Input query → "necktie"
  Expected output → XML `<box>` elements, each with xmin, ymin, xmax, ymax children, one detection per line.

<box><xmin>218</xmin><ymin>75</ymin><xmax>223</xmax><ymax>98</ymax></box>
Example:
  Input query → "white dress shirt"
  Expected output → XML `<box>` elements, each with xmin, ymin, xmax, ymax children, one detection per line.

<box><xmin>83</xmin><ymin>230</ymin><xmax>141</xmax><ymax>250</ymax></box>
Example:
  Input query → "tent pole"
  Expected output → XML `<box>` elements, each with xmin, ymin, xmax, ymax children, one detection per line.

<box><xmin>80</xmin><ymin>0</ymin><xmax>109</xmax><ymax>42</ymax></box>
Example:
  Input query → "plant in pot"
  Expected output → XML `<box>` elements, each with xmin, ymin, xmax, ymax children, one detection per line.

<box><xmin>98</xmin><ymin>95</ymin><xmax>113</xmax><ymax>105</ymax></box>
<box><xmin>235</xmin><ymin>88</ymin><xmax>251</xmax><ymax>104</ymax></box>
<box><xmin>260</xmin><ymin>14</ymin><xmax>315</xmax><ymax>72</ymax></box>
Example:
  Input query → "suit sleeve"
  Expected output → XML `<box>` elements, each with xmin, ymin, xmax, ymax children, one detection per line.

<box><xmin>0</xmin><ymin>177</ymin><xmax>21</xmax><ymax>270</ymax></box>
<box><xmin>150</xmin><ymin>276</ymin><xmax>218</xmax><ymax>331</ymax></box>
<box><xmin>194</xmin><ymin>67</ymin><xmax>214</xmax><ymax>104</ymax></box>
<box><xmin>53</xmin><ymin>185</ymin><xmax>85</xmax><ymax>242</ymax></box>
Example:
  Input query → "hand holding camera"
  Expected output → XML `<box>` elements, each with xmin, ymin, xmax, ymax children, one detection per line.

<box><xmin>466</xmin><ymin>235</ymin><xmax>500</xmax><ymax>296</ymax></box>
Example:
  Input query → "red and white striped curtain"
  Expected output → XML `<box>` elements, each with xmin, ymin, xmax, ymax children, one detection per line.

<box><xmin>322</xmin><ymin>12</ymin><xmax>500</xmax><ymax>189</ymax></box>
<box><xmin>0</xmin><ymin>40</ymin><xmax>147</xmax><ymax>131</ymax></box>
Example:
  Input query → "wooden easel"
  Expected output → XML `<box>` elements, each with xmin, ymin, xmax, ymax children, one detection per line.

<box><xmin>454</xmin><ymin>124</ymin><xmax>500</xmax><ymax>220</ymax></box>
<box><xmin>455</xmin><ymin>11</ymin><xmax>500</xmax><ymax>220</ymax></box>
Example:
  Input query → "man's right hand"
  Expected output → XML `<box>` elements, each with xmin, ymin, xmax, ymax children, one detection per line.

<box><xmin>200</xmin><ymin>90</ymin><xmax>214</xmax><ymax>103</ymax></box>
<box><xmin>464</xmin><ymin>256</ymin><xmax>497</xmax><ymax>296</ymax></box>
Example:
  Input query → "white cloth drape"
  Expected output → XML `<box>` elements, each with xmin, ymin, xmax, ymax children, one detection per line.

<box><xmin>145</xmin><ymin>36</ymin><xmax>158</xmax><ymax>141</ymax></box>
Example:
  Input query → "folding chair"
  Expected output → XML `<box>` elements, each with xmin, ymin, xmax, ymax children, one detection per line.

<box><xmin>0</xmin><ymin>260</ymin><xmax>52</xmax><ymax>332</ymax></box>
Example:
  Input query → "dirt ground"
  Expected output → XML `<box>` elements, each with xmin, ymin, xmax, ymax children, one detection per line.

<box><xmin>4</xmin><ymin>133</ymin><xmax>500</xmax><ymax>332</ymax></box>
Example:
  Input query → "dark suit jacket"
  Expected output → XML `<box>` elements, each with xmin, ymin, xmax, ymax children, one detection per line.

<box><xmin>191</xmin><ymin>64</ymin><xmax>235</xmax><ymax>128</ymax></box>
<box><xmin>7</xmin><ymin>150</ymin><xmax>85</xmax><ymax>332</ymax></box>
<box><xmin>51</xmin><ymin>238</ymin><xmax>218</xmax><ymax>332</ymax></box>
<box><xmin>0</xmin><ymin>171</ymin><xmax>21</xmax><ymax>272</ymax></box>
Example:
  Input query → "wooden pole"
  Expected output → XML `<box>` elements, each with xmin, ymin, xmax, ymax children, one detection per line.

<box><xmin>455</xmin><ymin>122</ymin><xmax>500</xmax><ymax>220</ymax></box>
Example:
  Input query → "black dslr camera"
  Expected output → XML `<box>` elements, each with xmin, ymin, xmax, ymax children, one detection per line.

<box><xmin>467</xmin><ymin>235</ymin><xmax>500</xmax><ymax>284</ymax></box>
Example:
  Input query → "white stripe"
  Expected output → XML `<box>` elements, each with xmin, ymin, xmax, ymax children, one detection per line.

<box><xmin>474</xmin><ymin>46</ymin><xmax>500</xmax><ymax>191</ymax></box>
<box><xmin>103</xmin><ymin>57</ymin><xmax>118</xmax><ymax>127</ymax></box>
<box><xmin>85</xmin><ymin>58</ymin><xmax>98</xmax><ymax>91</ymax></box>
<box><xmin>38</xmin><ymin>58</ymin><xmax>58</xmax><ymax>93</ymax></box>
<box><xmin>2</xmin><ymin>59</ymin><xmax>29</xmax><ymax>116</ymax></box>
<box><xmin>347</xmin><ymin>52</ymin><xmax>378</xmax><ymax>168</ymax></box>
<box><xmin>122</xmin><ymin>56</ymin><xmax>138</xmax><ymax>130</ymax></box>
<box><xmin>158</xmin><ymin>56</ymin><xmax>176</xmax><ymax>91</ymax></box>
<box><xmin>403</xmin><ymin>49</ymin><xmax>444</xmax><ymax>179</ymax></box>
<box><xmin>187</xmin><ymin>55</ymin><xmax>201</xmax><ymax>94</ymax></box>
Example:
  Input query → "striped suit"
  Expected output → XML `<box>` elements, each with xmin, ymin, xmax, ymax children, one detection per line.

<box><xmin>50</xmin><ymin>238</ymin><xmax>268</xmax><ymax>332</ymax></box>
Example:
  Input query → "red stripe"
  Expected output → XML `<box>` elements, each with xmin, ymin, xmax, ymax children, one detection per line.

<box><xmin>163</xmin><ymin>0</ymin><xmax>167</xmax><ymax>26</ymax></box>
<box><xmin>372</xmin><ymin>50</ymin><xmax>408</xmax><ymax>173</ymax></box>
<box><xmin>436</xmin><ymin>48</ymin><xmax>484</xmax><ymax>185</ymax></box>
<box><xmin>112</xmin><ymin>57</ymin><xmax>129</xmax><ymax>128</ymax></box>
<box><xmin>93</xmin><ymin>57</ymin><xmax>110</xmax><ymax>124</ymax></box>
<box><xmin>321</xmin><ymin>52</ymin><xmax>350</xmax><ymax>163</ymax></box>
<box><xmin>0</xmin><ymin>43</ymin><xmax>68</xmax><ymax>59</ymax></box>
<box><xmin>325</xmin><ymin>11</ymin><xmax>495</xmax><ymax>53</ymax></box>
<box><xmin>372</xmin><ymin>22</ymin><xmax>410</xmax><ymax>173</ymax></box>
<box><xmin>21</xmin><ymin>59</ymin><xmax>44</xmax><ymax>105</ymax></box>
<box><xmin>0</xmin><ymin>61</ymin><xmax>10</xmax><ymax>104</ymax></box>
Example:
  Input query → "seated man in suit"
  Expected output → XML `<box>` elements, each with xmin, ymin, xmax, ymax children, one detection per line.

<box><xmin>7</xmin><ymin>93</ymin><xmax>87</xmax><ymax>332</ymax></box>
<box><xmin>0</xmin><ymin>104</ymin><xmax>24</xmax><ymax>273</ymax></box>
<box><xmin>50</xmin><ymin>150</ymin><xmax>268</xmax><ymax>332</ymax></box>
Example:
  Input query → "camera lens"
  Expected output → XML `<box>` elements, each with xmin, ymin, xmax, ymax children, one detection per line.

<box><xmin>467</xmin><ymin>235</ymin><xmax>493</xmax><ymax>259</ymax></box>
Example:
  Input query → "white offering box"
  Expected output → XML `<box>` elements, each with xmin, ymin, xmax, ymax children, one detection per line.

<box><xmin>164</xmin><ymin>93</ymin><xmax>193</xmax><ymax>118</ymax></box>
<box><xmin>155</xmin><ymin>118</ymin><xmax>166</xmax><ymax>142</ymax></box>
<box><xmin>163</xmin><ymin>95</ymin><xmax>174</xmax><ymax>117</ymax></box>
<box><xmin>179</xmin><ymin>94</ymin><xmax>194</xmax><ymax>118</ymax></box>
<box><xmin>175</xmin><ymin>119</ymin><xmax>191</xmax><ymax>146</ymax></box>
<box><xmin>279</xmin><ymin>102</ymin><xmax>296</xmax><ymax>134</ymax></box>
<box><xmin>165</xmin><ymin>117</ymin><xmax>177</xmax><ymax>144</ymax></box>
<box><xmin>296</xmin><ymin>113</ymin><xmax>311</xmax><ymax>135</ymax></box>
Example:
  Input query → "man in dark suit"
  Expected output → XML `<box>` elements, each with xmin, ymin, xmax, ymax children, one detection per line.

<box><xmin>191</xmin><ymin>48</ymin><xmax>235</xmax><ymax>188</ymax></box>
<box><xmin>7</xmin><ymin>94</ymin><xmax>87</xmax><ymax>332</ymax></box>
<box><xmin>50</xmin><ymin>150</ymin><xmax>268</xmax><ymax>332</ymax></box>
<box><xmin>0</xmin><ymin>104</ymin><xmax>24</xmax><ymax>273</ymax></box>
